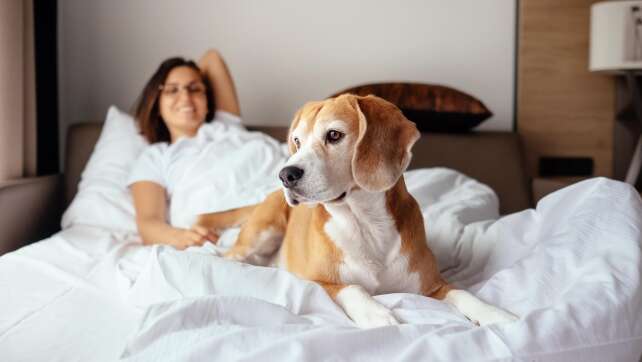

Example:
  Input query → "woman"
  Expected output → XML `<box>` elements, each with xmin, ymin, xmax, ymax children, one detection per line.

<box><xmin>128</xmin><ymin>49</ymin><xmax>241</xmax><ymax>249</ymax></box>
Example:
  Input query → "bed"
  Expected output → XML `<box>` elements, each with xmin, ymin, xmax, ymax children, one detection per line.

<box><xmin>1</xmin><ymin>85</ymin><xmax>641</xmax><ymax>361</ymax></box>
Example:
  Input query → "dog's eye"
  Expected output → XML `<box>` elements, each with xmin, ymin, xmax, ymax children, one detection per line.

<box><xmin>293</xmin><ymin>137</ymin><xmax>301</xmax><ymax>150</ymax></box>
<box><xmin>326</xmin><ymin>130</ymin><xmax>344</xmax><ymax>144</ymax></box>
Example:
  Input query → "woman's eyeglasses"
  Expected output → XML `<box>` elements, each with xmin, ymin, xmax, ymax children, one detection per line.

<box><xmin>159</xmin><ymin>82</ymin><xmax>206</xmax><ymax>96</ymax></box>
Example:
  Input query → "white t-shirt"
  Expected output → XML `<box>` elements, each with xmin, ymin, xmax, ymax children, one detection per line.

<box><xmin>127</xmin><ymin>111</ymin><xmax>287</xmax><ymax>228</ymax></box>
<box><xmin>127</xmin><ymin>111</ymin><xmax>242</xmax><ymax>197</ymax></box>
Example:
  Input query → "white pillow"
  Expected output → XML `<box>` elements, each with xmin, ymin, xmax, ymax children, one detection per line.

<box><xmin>61</xmin><ymin>106</ymin><xmax>147</xmax><ymax>232</ymax></box>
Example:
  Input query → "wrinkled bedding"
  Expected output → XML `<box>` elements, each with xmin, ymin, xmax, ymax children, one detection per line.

<box><xmin>1</xmin><ymin>168</ymin><xmax>641</xmax><ymax>361</ymax></box>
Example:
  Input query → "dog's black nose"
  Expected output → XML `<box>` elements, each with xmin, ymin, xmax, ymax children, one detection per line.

<box><xmin>279</xmin><ymin>166</ymin><xmax>304</xmax><ymax>188</ymax></box>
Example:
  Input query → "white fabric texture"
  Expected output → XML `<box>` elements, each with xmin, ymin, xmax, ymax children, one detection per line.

<box><xmin>62</xmin><ymin>106</ymin><xmax>147</xmax><ymax>232</ymax></box>
<box><xmin>127</xmin><ymin>111</ymin><xmax>287</xmax><ymax>228</ymax></box>
<box><xmin>1</xmin><ymin>169</ymin><xmax>641</xmax><ymax>361</ymax></box>
<box><xmin>126</xmin><ymin>111</ymin><xmax>244</xmax><ymax>190</ymax></box>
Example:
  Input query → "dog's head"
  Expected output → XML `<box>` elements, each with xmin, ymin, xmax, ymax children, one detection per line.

<box><xmin>279</xmin><ymin>94</ymin><xmax>420</xmax><ymax>206</ymax></box>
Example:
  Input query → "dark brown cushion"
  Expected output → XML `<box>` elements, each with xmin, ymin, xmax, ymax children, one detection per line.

<box><xmin>330</xmin><ymin>82</ymin><xmax>492</xmax><ymax>133</ymax></box>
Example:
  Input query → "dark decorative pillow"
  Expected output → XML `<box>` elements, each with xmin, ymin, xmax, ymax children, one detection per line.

<box><xmin>330</xmin><ymin>82</ymin><xmax>492</xmax><ymax>133</ymax></box>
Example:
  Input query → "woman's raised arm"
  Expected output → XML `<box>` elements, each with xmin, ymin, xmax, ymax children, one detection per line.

<box><xmin>198</xmin><ymin>49</ymin><xmax>241</xmax><ymax>116</ymax></box>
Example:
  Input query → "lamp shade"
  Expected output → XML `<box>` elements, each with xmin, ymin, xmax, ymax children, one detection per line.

<box><xmin>590</xmin><ymin>0</ymin><xmax>642</xmax><ymax>73</ymax></box>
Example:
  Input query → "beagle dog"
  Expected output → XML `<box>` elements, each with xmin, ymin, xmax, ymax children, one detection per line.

<box><xmin>197</xmin><ymin>94</ymin><xmax>517</xmax><ymax>328</ymax></box>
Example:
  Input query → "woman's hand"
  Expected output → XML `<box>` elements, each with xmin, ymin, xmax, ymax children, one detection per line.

<box><xmin>171</xmin><ymin>225</ymin><xmax>219</xmax><ymax>250</ymax></box>
<box><xmin>131</xmin><ymin>181</ymin><xmax>220</xmax><ymax>249</ymax></box>
<box><xmin>199</xmin><ymin>49</ymin><xmax>222</xmax><ymax>66</ymax></box>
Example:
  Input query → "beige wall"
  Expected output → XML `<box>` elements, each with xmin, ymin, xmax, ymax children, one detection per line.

<box><xmin>58</xmin><ymin>0</ymin><xmax>517</xmax><ymax>165</ymax></box>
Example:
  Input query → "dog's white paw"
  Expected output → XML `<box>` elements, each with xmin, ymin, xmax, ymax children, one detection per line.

<box><xmin>350</xmin><ymin>303</ymin><xmax>400</xmax><ymax>328</ymax></box>
<box><xmin>224</xmin><ymin>252</ymin><xmax>246</xmax><ymax>262</ymax></box>
<box><xmin>444</xmin><ymin>289</ymin><xmax>518</xmax><ymax>326</ymax></box>
<box><xmin>475</xmin><ymin>307</ymin><xmax>519</xmax><ymax>326</ymax></box>
<box><xmin>335</xmin><ymin>285</ymin><xmax>400</xmax><ymax>328</ymax></box>
<box><xmin>225</xmin><ymin>251</ymin><xmax>274</xmax><ymax>267</ymax></box>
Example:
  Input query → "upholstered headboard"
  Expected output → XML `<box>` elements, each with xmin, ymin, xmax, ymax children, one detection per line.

<box><xmin>64</xmin><ymin>123</ymin><xmax>531</xmax><ymax>215</ymax></box>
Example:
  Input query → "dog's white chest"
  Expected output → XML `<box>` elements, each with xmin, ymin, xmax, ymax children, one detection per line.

<box><xmin>324</xmin><ymin>197</ymin><xmax>421</xmax><ymax>295</ymax></box>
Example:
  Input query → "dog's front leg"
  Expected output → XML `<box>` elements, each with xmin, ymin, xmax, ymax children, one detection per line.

<box><xmin>320</xmin><ymin>282</ymin><xmax>399</xmax><ymax>328</ymax></box>
<box><xmin>225</xmin><ymin>223</ymin><xmax>285</xmax><ymax>266</ymax></box>
<box><xmin>442</xmin><ymin>289</ymin><xmax>518</xmax><ymax>326</ymax></box>
<box><xmin>224</xmin><ymin>190</ymin><xmax>289</xmax><ymax>266</ymax></box>
<box><xmin>194</xmin><ymin>204</ymin><xmax>258</xmax><ymax>236</ymax></box>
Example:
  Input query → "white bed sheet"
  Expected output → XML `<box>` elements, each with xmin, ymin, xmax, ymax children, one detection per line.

<box><xmin>1</xmin><ymin>169</ymin><xmax>641</xmax><ymax>361</ymax></box>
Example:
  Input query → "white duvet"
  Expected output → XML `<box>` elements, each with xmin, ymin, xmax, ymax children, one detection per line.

<box><xmin>2</xmin><ymin>166</ymin><xmax>642</xmax><ymax>361</ymax></box>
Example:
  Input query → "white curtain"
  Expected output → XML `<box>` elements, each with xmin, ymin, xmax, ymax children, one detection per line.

<box><xmin>0</xmin><ymin>0</ymin><xmax>36</xmax><ymax>182</ymax></box>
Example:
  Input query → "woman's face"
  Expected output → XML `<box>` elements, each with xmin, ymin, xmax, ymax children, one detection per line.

<box><xmin>158</xmin><ymin>66</ymin><xmax>208</xmax><ymax>142</ymax></box>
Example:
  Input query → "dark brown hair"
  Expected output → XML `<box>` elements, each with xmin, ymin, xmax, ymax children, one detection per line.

<box><xmin>133</xmin><ymin>57</ymin><xmax>216</xmax><ymax>143</ymax></box>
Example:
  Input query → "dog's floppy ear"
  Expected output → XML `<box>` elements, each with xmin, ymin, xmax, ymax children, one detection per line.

<box><xmin>287</xmin><ymin>101</ymin><xmax>324</xmax><ymax>155</ymax></box>
<box><xmin>351</xmin><ymin>95</ymin><xmax>420</xmax><ymax>192</ymax></box>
